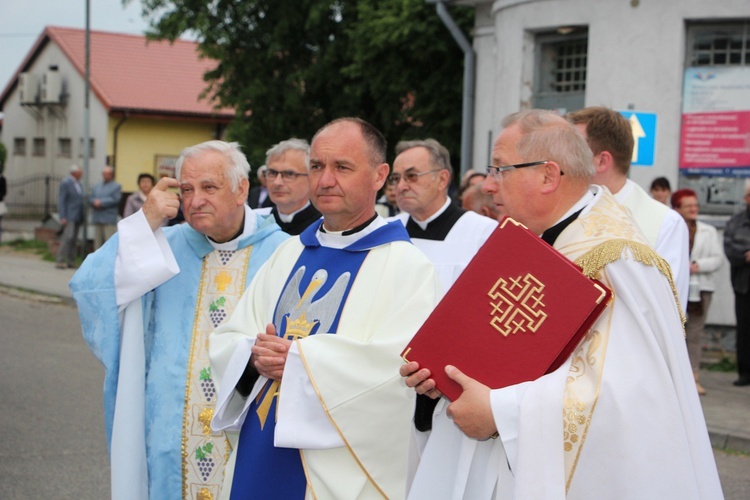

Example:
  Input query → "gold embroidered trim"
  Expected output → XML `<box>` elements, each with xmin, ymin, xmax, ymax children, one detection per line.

<box><xmin>574</xmin><ymin>239</ymin><xmax>686</xmax><ymax>327</ymax></box>
<box><xmin>181</xmin><ymin>246</ymin><xmax>253</xmax><ymax>499</ymax></box>
<box><xmin>295</xmin><ymin>339</ymin><xmax>389</xmax><ymax>499</ymax></box>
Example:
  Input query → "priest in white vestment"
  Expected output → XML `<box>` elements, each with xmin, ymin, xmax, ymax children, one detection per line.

<box><xmin>402</xmin><ymin>111</ymin><xmax>722</xmax><ymax>499</ymax></box>
<box><xmin>210</xmin><ymin>118</ymin><xmax>441</xmax><ymax>499</ymax></box>
<box><xmin>71</xmin><ymin>141</ymin><xmax>288</xmax><ymax>500</ymax></box>
<box><xmin>567</xmin><ymin>107</ymin><xmax>690</xmax><ymax>311</ymax></box>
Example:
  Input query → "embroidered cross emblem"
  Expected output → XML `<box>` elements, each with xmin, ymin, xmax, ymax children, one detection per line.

<box><xmin>213</xmin><ymin>271</ymin><xmax>232</xmax><ymax>292</ymax></box>
<box><xmin>488</xmin><ymin>273</ymin><xmax>547</xmax><ymax>337</ymax></box>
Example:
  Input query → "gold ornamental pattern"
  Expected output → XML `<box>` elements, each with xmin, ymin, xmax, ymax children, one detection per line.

<box><xmin>488</xmin><ymin>273</ymin><xmax>547</xmax><ymax>336</ymax></box>
<box><xmin>182</xmin><ymin>247</ymin><xmax>252</xmax><ymax>500</ymax></box>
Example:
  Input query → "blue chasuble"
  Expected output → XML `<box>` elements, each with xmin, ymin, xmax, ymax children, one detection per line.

<box><xmin>229</xmin><ymin>220</ymin><xmax>410</xmax><ymax>499</ymax></box>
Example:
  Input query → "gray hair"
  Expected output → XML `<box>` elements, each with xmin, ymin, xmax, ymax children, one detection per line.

<box><xmin>175</xmin><ymin>140</ymin><xmax>250</xmax><ymax>192</ymax></box>
<box><xmin>501</xmin><ymin>110</ymin><xmax>594</xmax><ymax>180</ymax></box>
<box><xmin>265</xmin><ymin>138</ymin><xmax>310</xmax><ymax>166</ymax></box>
<box><xmin>69</xmin><ymin>164</ymin><xmax>82</xmax><ymax>173</ymax></box>
<box><xmin>395</xmin><ymin>138</ymin><xmax>454</xmax><ymax>181</ymax></box>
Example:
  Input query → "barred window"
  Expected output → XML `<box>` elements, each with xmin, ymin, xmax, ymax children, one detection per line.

<box><xmin>32</xmin><ymin>137</ymin><xmax>46</xmax><ymax>157</ymax></box>
<box><xmin>58</xmin><ymin>138</ymin><xmax>72</xmax><ymax>158</ymax></box>
<box><xmin>551</xmin><ymin>40</ymin><xmax>588</xmax><ymax>92</ymax></box>
<box><xmin>533</xmin><ymin>27</ymin><xmax>588</xmax><ymax>112</ymax></box>
<box><xmin>13</xmin><ymin>137</ymin><xmax>26</xmax><ymax>156</ymax></box>
<box><xmin>688</xmin><ymin>22</ymin><xmax>749</xmax><ymax>67</ymax></box>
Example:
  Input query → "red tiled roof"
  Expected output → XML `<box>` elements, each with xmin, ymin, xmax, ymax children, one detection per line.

<box><xmin>1</xmin><ymin>26</ymin><xmax>233</xmax><ymax>119</ymax></box>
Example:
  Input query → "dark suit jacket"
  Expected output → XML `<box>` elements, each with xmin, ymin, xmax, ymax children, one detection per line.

<box><xmin>58</xmin><ymin>175</ymin><xmax>84</xmax><ymax>223</ymax></box>
<box><xmin>247</xmin><ymin>186</ymin><xmax>274</xmax><ymax>209</ymax></box>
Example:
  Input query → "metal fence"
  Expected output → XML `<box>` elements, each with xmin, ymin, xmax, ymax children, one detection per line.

<box><xmin>3</xmin><ymin>174</ymin><xmax>62</xmax><ymax>219</ymax></box>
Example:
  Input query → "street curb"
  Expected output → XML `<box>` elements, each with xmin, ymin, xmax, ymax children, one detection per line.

<box><xmin>709</xmin><ymin>429</ymin><xmax>750</xmax><ymax>455</ymax></box>
<box><xmin>0</xmin><ymin>284</ymin><xmax>76</xmax><ymax>307</ymax></box>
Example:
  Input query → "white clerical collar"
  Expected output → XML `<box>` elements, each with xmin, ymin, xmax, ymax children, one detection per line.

<box><xmin>548</xmin><ymin>187</ymin><xmax>596</xmax><ymax>229</ymax></box>
<box><xmin>613</xmin><ymin>178</ymin><xmax>635</xmax><ymax>203</ymax></box>
<box><xmin>411</xmin><ymin>197</ymin><xmax>451</xmax><ymax>231</ymax></box>
<box><xmin>316</xmin><ymin>216</ymin><xmax>387</xmax><ymax>249</ymax></box>
<box><xmin>277</xmin><ymin>201</ymin><xmax>311</xmax><ymax>223</ymax></box>
<box><xmin>208</xmin><ymin>205</ymin><xmax>257</xmax><ymax>251</ymax></box>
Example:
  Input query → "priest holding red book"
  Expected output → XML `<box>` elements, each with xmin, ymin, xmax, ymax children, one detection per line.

<box><xmin>401</xmin><ymin>110</ymin><xmax>722</xmax><ymax>499</ymax></box>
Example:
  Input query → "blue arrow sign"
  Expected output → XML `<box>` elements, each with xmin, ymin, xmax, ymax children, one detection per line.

<box><xmin>619</xmin><ymin>111</ymin><xmax>657</xmax><ymax>167</ymax></box>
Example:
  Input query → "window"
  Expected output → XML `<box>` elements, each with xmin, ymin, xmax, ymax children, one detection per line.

<box><xmin>79</xmin><ymin>138</ymin><xmax>95</xmax><ymax>159</ymax></box>
<box><xmin>58</xmin><ymin>138</ymin><xmax>71</xmax><ymax>158</ymax></box>
<box><xmin>687</xmin><ymin>22</ymin><xmax>750</xmax><ymax>67</ymax></box>
<box><xmin>13</xmin><ymin>137</ymin><xmax>26</xmax><ymax>156</ymax></box>
<box><xmin>533</xmin><ymin>28</ymin><xmax>588</xmax><ymax>113</ymax></box>
<box><xmin>32</xmin><ymin>137</ymin><xmax>46</xmax><ymax>157</ymax></box>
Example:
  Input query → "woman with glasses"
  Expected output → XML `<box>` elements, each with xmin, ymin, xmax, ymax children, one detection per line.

<box><xmin>672</xmin><ymin>188</ymin><xmax>723</xmax><ymax>395</ymax></box>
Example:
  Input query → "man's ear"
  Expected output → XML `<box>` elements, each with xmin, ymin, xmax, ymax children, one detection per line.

<box><xmin>237</xmin><ymin>178</ymin><xmax>250</xmax><ymax>204</ymax></box>
<box><xmin>374</xmin><ymin>163</ymin><xmax>390</xmax><ymax>191</ymax></box>
<box><xmin>540</xmin><ymin>161</ymin><xmax>563</xmax><ymax>194</ymax></box>
<box><xmin>594</xmin><ymin>151</ymin><xmax>614</xmax><ymax>174</ymax></box>
<box><xmin>438</xmin><ymin>168</ymin><xmax>451</xmax><ymax>191</ymax></box>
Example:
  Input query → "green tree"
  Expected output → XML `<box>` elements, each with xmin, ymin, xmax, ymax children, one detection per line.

<box><xmin>136</xmin><ymin>0</ymin><xmax>472</xmax><ymax>168</ymax></box>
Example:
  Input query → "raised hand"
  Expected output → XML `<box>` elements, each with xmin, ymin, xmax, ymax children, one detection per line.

<box><xmin>142</xmin><ymin>176</ymin><xmax>181</xmax><ymax>230</ymax></box>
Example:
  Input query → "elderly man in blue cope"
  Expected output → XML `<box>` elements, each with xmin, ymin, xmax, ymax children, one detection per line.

<box><xmin>70</xmin><ymin>140</ymin><xmax>288</xmax><ymax>500</ymax></box>
<box><xmin>209</xmin><ymin>117</ymin><xmax>441</xmax><ymax>499</ymax></box>
<box><xmin>401</xmin><ymin>110</ymin><xmax>722</xmax><ymax>499</ymax></box>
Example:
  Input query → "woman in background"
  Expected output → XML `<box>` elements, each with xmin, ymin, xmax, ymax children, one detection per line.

<box><xmin>672</xmin><ymin>188</ymin><xmax>723</xmax><ymax>395</ymax></box>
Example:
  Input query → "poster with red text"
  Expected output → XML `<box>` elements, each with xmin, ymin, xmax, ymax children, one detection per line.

<box><xmin>680</xmin><ymin>67</ymin><xmax>750</xmax><ymax>176</ymax></box>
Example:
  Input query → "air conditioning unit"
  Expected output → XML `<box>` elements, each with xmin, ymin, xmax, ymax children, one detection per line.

<box><xmin>41</xmin><ymin>70</ymin><xmax>62</xmax><ymax>104</ymax></box>
<box><xmin>18</xmin><ymin>72</ymin><xmax>38</xmax><ymax>104</ymax></box>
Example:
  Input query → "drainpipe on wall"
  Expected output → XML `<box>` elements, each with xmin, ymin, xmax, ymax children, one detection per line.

<box><xmin>112</xmin><ymin>113</ymin><xmax>128</xmax><ymax>171</ymax></box>
<box><xmin>429</xmin><ymin>0</ymin><xmax>475</xmax><ymax>177</ymax></box>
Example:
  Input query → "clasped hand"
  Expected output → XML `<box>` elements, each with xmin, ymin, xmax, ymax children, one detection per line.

<box><xmin>251</xmin><ymin>324</ymin><xmax>291</xmax><ymax>381</ymax></box>
<box><xmin>400</xmin><ymin>361</ymin><xmax>498</xmax><ymax>440</ymax></box>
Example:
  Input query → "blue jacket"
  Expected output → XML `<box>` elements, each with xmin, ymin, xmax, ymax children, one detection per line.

<box><xmin>58</xmin><ymin>175</ymin><xmax>84</xmax><ymax>223</ymax></box>
<box><xmin>90</xmin><ymin>180</ymin><xmax>122</xmax><ymax>224</ymax></box>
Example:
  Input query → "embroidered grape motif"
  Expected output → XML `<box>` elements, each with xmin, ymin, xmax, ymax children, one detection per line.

<box><xmin>200</xmin><ymin>367</ymin><xmax>216</xmax><ymax>402</ymax></box>
<box><xmin>209</xmin><ymin>297</ymin><xmax>227</xmax><ymax>327</ymax></box>
<box><xmin>195</xmin><ymin>443</ymin><xmax>215</xmax><ymax>482</ymax></box>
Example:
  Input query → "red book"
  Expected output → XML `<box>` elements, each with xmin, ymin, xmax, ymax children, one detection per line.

<box><xmin>402</xmin><ymin>216</ymin><xmax>612</xmax><ymax>401</ymax></box>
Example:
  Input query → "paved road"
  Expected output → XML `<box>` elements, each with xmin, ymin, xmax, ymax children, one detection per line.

<box><xmin>0</xmin><ymin>291</ymin><xmax>108</xmax><ymax>499</ymax></box>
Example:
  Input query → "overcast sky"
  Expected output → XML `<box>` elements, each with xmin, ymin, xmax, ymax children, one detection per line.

<box><xmin>0</xmin><ymin>0</ymin><xmax>150</xmax><ymax>92</ymax></box>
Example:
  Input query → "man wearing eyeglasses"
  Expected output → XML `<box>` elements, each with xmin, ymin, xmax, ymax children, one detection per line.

<box><xmin>390</xmin><ymin>139</ymin><xmax>497</xmax><ymax>293</ymax></box>
<box><xmin>567</xmin><ymin>107</ymin><xmax>689</xmax><ymax>312</ymax></box>
<box><xmin>402</xmin><ymin>110</ymin><xmax>721</xmax><ymax>499</ymax></box>
<box><xmin>257</xmin><ymin>138</ymin><xmax>322</xmax><ymax>235</ymax></box>
<box><xmin>209</xmin><ymin>118</ymin><xmax>441</xmax><ymax>499</ymax></box>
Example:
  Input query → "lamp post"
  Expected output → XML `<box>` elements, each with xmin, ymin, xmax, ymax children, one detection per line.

<box><xmin>81</xmin><ymin>0</ymin><xmax>91</xmax><ymax>257</ymax></box>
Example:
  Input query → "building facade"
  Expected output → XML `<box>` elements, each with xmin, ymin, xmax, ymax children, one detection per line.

<box><xmin>0</xmin><ymin>26</ymin><xmax>233</xmax><ymax>215</ymax></box>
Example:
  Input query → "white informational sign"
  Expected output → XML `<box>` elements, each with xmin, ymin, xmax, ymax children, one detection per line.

<box><xmin>680</xmin><ymin>66</ymin><xmax>750</xmax><ymax>176</ymax></box>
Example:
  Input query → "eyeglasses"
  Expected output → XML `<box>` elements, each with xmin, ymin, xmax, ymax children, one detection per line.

<box><xmin>387</xmin><ymin>169</ymin><xmax>442</xmax><ymax>185</ymax></box>
<box><xmin>266</xmin><ymin>168</ymin><xmax>308</xmax><ymax>181</ymax></box>
<box><xmin>486</xmin><ymin>160</ymin><xmax>562</xmax><ymax>180</ymax></box>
